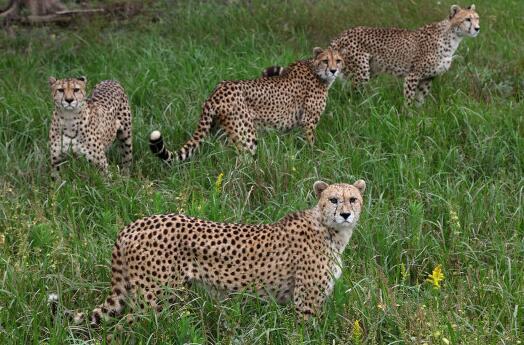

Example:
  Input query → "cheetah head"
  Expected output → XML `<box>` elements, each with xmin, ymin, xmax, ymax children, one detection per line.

<box><xmin>312</xmin><ymin>47</ymin><xmax>344</xmax><ymax>83</ymax></box>
<box><xmin>449</xmin><ymin>4</ymin><xmax>480</xmax><ymax>37</ymax></box>
<box><xmin>48</xmin><ymin>76</ymin><xmax>87</xmax><ymax>111</ymax></box>
<box><xmin>314</xmin><ymin>180</ymin><xmax>366</xmax><ymax>231</ymax></box>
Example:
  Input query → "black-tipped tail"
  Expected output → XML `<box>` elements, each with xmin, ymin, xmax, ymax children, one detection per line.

<box><xmin>262</xmin><ymin>65</ymin><xmax>285</xmax><ymax>78</ymax></box>
<box><xmin>48</xmin><ymin>293</ymin><xmax>87</xmax><ymax>325</ymax></box>
<box><xmin>149</xmin><ymin>130</ymin><xmax>174</xmax><ymax>163</ymax></box>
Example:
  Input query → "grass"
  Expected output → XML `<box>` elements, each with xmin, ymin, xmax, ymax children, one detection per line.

<box><xmin>0</xmin><ymin>0</ymin><xmax>523</xmax><ymax>343</ymax></box>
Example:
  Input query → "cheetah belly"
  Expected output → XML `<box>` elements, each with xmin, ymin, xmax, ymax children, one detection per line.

<box><xmin>253</xmin><ymin>110</ymin><xmax>300</xmax><ymax>132</ymax></box>
<box><xmin>370</xmin><ymin>50</ymin><xmax>412</xmax><ymax>77</ymax></box>
<box><xmin>253</xmin><ymin>100</ymin><xmax>303</xmax><ymax>131</ymax></box>
<box><xmin>192</xmin><ymin>276</ymin><xmax>294</xmax><ymax>304</ymax></box>
<box><xmin>195</xmin><ymin>260</ymin><xmax>294</xmax><ymax>301</ymax></box>
<box><xmin>274</xmin><ymin>108</ymin><xmax>304</xmax><ymax>131</ymax></box>
<box><xmin>185</xmin><ymin>244</ymin><xmax>295</xmax><ymax>303</ymax></box>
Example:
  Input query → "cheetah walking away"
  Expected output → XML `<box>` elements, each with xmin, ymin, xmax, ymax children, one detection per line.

<box><xmin>48</xmin><ymin>77</ymin><xmax>132</xmax><ymax>176</ymax></box>
<box><xmin>264</xmin><ymin>4</ymin><xmax>480</xmax><ymax>106</ymax></box>
<box><xmin>149</xmin><ymin>47</ymin><xmax>343</xmax><ymax>163</ymax></box>
<box><xmin>49</xmin><ymin>180</ymin><xmax>366</xmax><ymax>325</ymax></box>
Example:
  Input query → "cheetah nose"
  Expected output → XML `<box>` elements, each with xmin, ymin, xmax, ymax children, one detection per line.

<box><xmin>474</xmin><ymin>27</ymin><xmax>480</xmax><ymax>32</ymax></box>
<box><xmin>340</xmin><ymin>212</ymin><xmax>351</xmax><ymax>220</ymax></box>
<box><xmin>65</xmin><ymin>98</ymin><xmax>74</xmax><ymax>103</ymax></box>
<box><xmin>329</xmin><ymin>69</ymin><xmax>337</xmax><ymax>74</ymax></box>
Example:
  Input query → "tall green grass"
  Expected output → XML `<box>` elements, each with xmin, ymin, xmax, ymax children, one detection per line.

<box><xmin>0</xmin><ymin>0</ymin><xmax>522</xmax><ymax>343</ymax></box>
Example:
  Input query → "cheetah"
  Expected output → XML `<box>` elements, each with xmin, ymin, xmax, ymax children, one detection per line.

<box><xmin>50</xmin><ymin>180</ymin><xmax>366</xmax><ymax>325</ymax></box>
<box><xmin>48</xmin><ymin>77</ymin><xmax>132</xmax><ymax>176</ymax></box>
<box><xmin>264</xmin><ymin>5</ymin><xmax>480</xmax><ymax>106</ymax></box>
<box><xmin>149</xmin><ymin>47</ymin><xmax>343</xmax><ymax>163</ymax></box>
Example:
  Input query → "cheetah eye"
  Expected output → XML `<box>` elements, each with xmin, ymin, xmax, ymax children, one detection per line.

<box><xmin>349</xmin><ymin>197</ymin><xmax>357</xmax><ymax>204</ymax></box>
<box><xmin>329</xmin><ymin>198</ymin><xmax>338</xmax><ymax>204</ymax></box>
<box><xmin>74</xmin><ymin>88</ymin><xmax>80</xmax><ymax>92</ymax></box>
<box><xmin>322</xmin><ymin>59</ymin><xmax>329</xmax><ymax>64</ymax></box>
<box><xmin>336</xmin><ymin>59</ymin><xmax>342</xmax><ymax>64</ymax></box>
<box><xmin>465</xmin><ymin>18</ymin><xmax>471</xmax><ymax>22</ymax></box>
<box><xmin>57</xmin><ymin>88</ymin><xmax>64</xmax><ymax>93</ymax></box>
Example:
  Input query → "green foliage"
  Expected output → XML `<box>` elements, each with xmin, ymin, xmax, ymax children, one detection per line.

<box><xmin>0</xmin><ymin>0</ymin><xmax>523</xmax><ymax>343</ymax></box>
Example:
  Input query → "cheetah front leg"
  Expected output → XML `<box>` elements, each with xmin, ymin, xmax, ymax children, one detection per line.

<box><xmin>342</xmin><ymin>48</ymin><xmax>371</xmax><ymax>89</ymax></box>
<box><xmin>403</xmin><ymin>73</ymin><xmax>422</xmax><ymax>107</ymax></box>
<box><xmin>49</xmin><ymin>124</ymin><xmax>67</xmax><ymax>179</ymax></box>
<box><xmin>116</xmin><ymin>104</ymin><xmax>133</xmax><ymax>173</ymax></box>
<box><xmin>415</xmin><ymin>78</ymin><xmax>433</xmax><ymax>106</ymax></box>
<box><xmin>117</xmin><ymin>127</ymin><xmax>133</xmax><ymax>173</ymax></box>
<box><xmin>80</xmin><ymin>142</ymin><xmax>109</xmax><ymax>173</ymax></box>
<box><xmin>50</xmin><ymin>142</ymin><xmax>67</xmax><ymax>179</ymax></box>
<box><xmin>301</xmin><ymin>100</ymin><xmax>324</xmax><ymax>146</ymax></box>
<box><xmin>302</xmin><ymin>116</ymin><xmax>320</xmax><ymax>146</ymax></box>
<box><xmin>345</xmin><ymin>52</ymin><xmax>371</xmax><ymax>88</ymax></box>
<box><xmin>293</xmin><ymin>272</ymin><xmax>326</xmax><ymax>319</ymax></box>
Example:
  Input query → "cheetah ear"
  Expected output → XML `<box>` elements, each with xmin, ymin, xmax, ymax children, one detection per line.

<box><xmin>313</xmin><ymin>180</ymin><xmax>329</xmax><ymax>198</ymax></box>
<box><xmin>48</xmin><ymin>76</ymin><xmax>56</xmax><ymax>87</ymax></box>
<box><xmin>313</xmin><ymin>47</ymin><xmax>323</xmax><ymax>58</ymax></box>
<box><xmin>449</xmin><ymin>4</ymin><xmax>461</xmax><ymax>18</ymax></box>
<box><xmin>467</xmin><ymin>4</ymin><xmax>475</xmax><ymax>11</ymax></box>
<box><xmin>77</xmin><ymin>76</ymin><xmax>87</xmax><ymax>84</ymax></box>
<box><xmin>353</xmin><ymin>180</ymin><xmax>366</xmax><ymax>195</ymax></box>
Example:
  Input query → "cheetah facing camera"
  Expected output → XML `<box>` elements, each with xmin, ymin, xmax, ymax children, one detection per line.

<box><xmin>49</xmin><ymin>180</ymin><xmax>366</xmax><ymax>325</ymax></box>
<box><xmin>48</xmin><ymin>77</ymin><xmax>132</xmax><ymax>176</ymax></box>
<box><xmin>149</xmin><ymin>47</ymin><xmax>343</xmax><ymax>163</ymax></box>
<box><xmin>263</xmin><ymin>4</ymin><xmax>480</xmax><ymax>106</ymax></box>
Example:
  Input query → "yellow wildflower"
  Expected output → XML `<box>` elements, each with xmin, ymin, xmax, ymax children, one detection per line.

<box><xmin>0</xmin><ymin>233</ymin><xmax>4</xmax><ymax>246</ymax></box>
<box><xmin>426</xmin><ymin>264</ymin><xmax>445</xmax><ymax>289</ymax></box>
<box><xmin>215</xmin><ymin>172</ymin><xmax>224</xmax><ymax>193</ymax></box>
<box><xmin>352</xmin><ymin>320</ymin><xmax>363</xmax><ymax>340</ymax></box>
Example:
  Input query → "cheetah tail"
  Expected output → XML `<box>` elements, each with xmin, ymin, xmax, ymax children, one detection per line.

<box><xmin>262</xmin><ymin>65</ymin><xmax>285</xmax><ymax>78</ymax></box>
<box><xmin>48</xmin><ymin>244</ymin><xmax>130</xmax><ymax>327</ymax></box>
<box><xmin>47</xmin><ymin>293</ymin><xmax>91</xmax><ymax>325</ymax></box>
<box><xmin>150</xmin><ymin>103</ymin><xmax>215</xmax><ymax>163</ymax></box>
<box><xmin>149</xmin><ymin>130</ymin><xmax>175</xmax><ymax>164</ymax></box>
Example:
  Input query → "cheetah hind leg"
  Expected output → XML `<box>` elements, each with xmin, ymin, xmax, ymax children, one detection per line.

<box><xmin>87</xmin><ymin>283</ymin><xmax>159</xmax><ymax>330</ymax></box>
<box><xmin>116</xmin><ymin>127</ymin><xmax>133</xmax><ymax>174</ymax></box>
<box><xmin>415</xmin><ymin>78</ymin><xmax>433</xmax><ymax>107</ymax></box>
<box><xmin>222</xmin><ymin>114</ymin><xmax>258</xmax><ymax>157</ymax></box>
<box><xmin>112</xmin><ymin>280</ymin><xmax>190</xmax><ymax>332</ymax></box>
<box><xmin>403</xmin><ymin>73</ymin><xmax>423</xmax><ymax>111</ymax></box>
